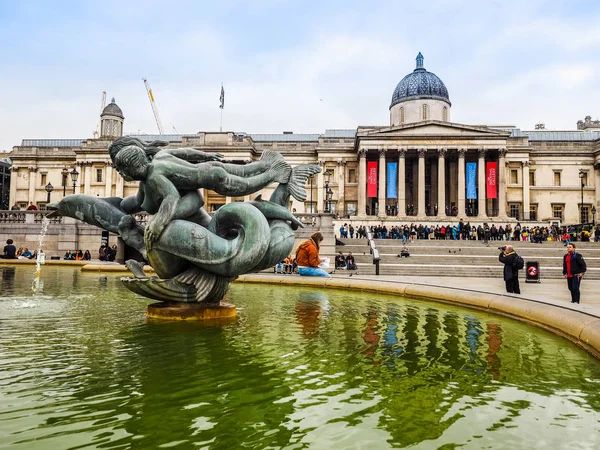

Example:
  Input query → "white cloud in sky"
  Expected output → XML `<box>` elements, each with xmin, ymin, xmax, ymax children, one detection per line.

<box><xmin>1</xmin><ymin>0</ymin><xmax>599</xmax><ymax>152</ymax></box>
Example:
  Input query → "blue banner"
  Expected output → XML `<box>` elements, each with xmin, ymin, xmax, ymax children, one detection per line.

<box><xmin>466</xmin><ymin>162</ymin><xmax>477</xmax><ymax>199</ymax></box>
<box><xmin>387</xmin><ymin>162</ymin><xmax>398</xmax><ymax>199</ymax></box>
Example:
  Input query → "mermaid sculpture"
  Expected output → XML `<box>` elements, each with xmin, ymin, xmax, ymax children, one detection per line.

<box><xmin>49</xmin><ymin>137</ymin><xmax>321</xmax><ymax>307</ymax></box>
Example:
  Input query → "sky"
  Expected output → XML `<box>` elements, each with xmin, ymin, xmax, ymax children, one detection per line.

<box><xmin>1</xmin><ymin>0</ymin><xmax>600</xmax><ymax>152</ymax></box>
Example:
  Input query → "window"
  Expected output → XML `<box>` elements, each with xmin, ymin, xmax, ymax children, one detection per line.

<box><xmin>348</xmin><ymin>168</ymin><xmax>357</xmax><ymax>183</ymax></box>
<box><xmin>442</xmin><ymin>106</ymin><xmax>448</xmax><ymax>122</ymax></box>
<box><xmin>40</xmin><ymin>173</ymin><xmax>47</xmax><ymax>186</ymax></box>
<box><xmin>96</xmin><ymin>168</ymin><xmax>103</xmax><ymax>183</ymax></box>
<box><xmin>346</xmin><ymin>202</ymin><xmax>357</xmax><ymax>217</ymax></box>
<box><xmin>554</xmin><ymin>171</ymin><xmax>561</xmax><ymax>186</ymax></box>
<box><xmin>529</xmin><ymin>204</ymin><xmax>537</xmax><ymax>221</ymax></box>
<box><xmin>400</xmin><ymin>107</ymin><xmax>405</xmax><ymax>124</ymax></box>
<box><xmin>510</xmin><ymin>169</ymin><xmax>518</xmax><ymax>184</ymax></box>
<box><xmin>529</xmin><ymin>171</ymin><xmax>535</xmax><ymax>186</ymax></box>
<box><xmin>304</xmin><ymin>202</ymin><xmax>316</xmax><ymax>213</ymax></box>
<box><xmin>552</xmin><ymin>204</ymin><xmax>564</xmax><ymax>221</ymax></box>
<box><xmin>580</xmin><ymin>205</ymin><xmax>590</xmax><ymax>223</ymax></box>
<box><xmin>581</xmin><ymin>172</ymin><xmax>588</xmax><ymax>186</ymax></box>
<box><xmin>509</xmin><ymin>204</ymin><xmax>520</xmax><ymax>219</ymax></box>
<box><xmin>422</xmin><ymin>104</ymin><xmax>428</xmax><ymax>120</ymax></box>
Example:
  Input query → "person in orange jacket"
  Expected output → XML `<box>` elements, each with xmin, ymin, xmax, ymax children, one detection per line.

<box><xmin>295</xmin><ymin>232</ymin><xmax>331</xmax><ymax>277</ymax></box>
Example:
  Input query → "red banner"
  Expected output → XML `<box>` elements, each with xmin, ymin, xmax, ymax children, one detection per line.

<box><xmin>486</xmin><ymin>162</ymin><xmax>497</xmax><ymax>199</ymax></box>
<box><xmin>367</xmin><ymin>162</ymin><xmax>378</xmax><ymax>197</ymax></box>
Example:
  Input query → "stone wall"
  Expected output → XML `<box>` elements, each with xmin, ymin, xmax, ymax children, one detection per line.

<box><xmin>0</xmin><ymin>211</ymin><xmax>336</xmax><ymax>263</ymax></box>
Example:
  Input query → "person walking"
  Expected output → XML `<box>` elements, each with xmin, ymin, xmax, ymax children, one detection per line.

<box><xmin>295</xmin><ymin>232</ymin><xmax>331</xmax><ymax>277</ymax></box>
<box><xmin>563</xmin><ymin>243</ymin><xmax>586</xmax><ymax>304</ymax></box>
<box><xmin>499</xmin><ymin>245</ymin><xmax>522</xmax><ymax>294</ymax></box>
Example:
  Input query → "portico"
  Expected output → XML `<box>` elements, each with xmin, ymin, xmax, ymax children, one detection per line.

<box><xmin>355</xmin><ymin>121</ymin><xmax>510</xmax><ymax>221</ymax></box>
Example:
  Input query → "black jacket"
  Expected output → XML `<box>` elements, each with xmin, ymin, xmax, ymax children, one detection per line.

<box><xmin>499</xmin><ymin>251</ymin><xmax>519</xmax><ymax>281</ymax></box>
<box><xmin>563</xmin><ymin>252</ymin><xmax>587</xmax><ymax>276</ymax></box>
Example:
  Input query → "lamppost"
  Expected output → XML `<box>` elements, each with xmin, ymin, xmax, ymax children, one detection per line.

<box><xmin>579</xmin><ymin>169</ymin><xmax>585</xmax><ymax>224</ymax></box>
<box><xmin>592</xmin><ymin>206</ymin><xmax>597</xmax><ymax>225</ymax></box>
<box><xmin>61</xmin><ymin>167</ymin><xmax>69</xmax><ymax>196</ymax></box>
<box><xmin>324</xmin><ymin>170</ymin><xmax>333</xmax><ymax>213</ymax></box>
<box><xmin>70</xmin><ymin>167</ymin><xmax>79</xmax><ymax>194</ymax></box>
<box><xmin>45</xmin><ymin>182</ymin><xmax>54</xmax><ymax>205</ymax></box>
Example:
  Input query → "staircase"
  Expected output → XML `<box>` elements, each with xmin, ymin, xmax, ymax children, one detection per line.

<box><xmin>333</xmin><ymin>239</ymin><xmax>600</xmax><ymax>280</ymax></box>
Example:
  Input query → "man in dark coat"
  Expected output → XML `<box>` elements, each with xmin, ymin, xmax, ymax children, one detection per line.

<box><xmin>563</xmin><ymin>243</ymin><xmax>587</xmax><ymax>303</ymax></box>
<box><xmin>499</xmin><ymin>245</ymin><xmax>521</xmax><ymax>294</ymax></box>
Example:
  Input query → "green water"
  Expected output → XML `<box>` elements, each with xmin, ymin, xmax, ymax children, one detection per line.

<box><xmin>1</xmin><ymin>266</ymin><xmax>600</xmax><ymax>449</ymax></box>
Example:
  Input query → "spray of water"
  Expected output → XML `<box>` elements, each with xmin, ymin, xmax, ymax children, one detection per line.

<box><xmin>32</xmin><ymin>216</ymin><xmax>51</xmax><ymax>293</ymax></box>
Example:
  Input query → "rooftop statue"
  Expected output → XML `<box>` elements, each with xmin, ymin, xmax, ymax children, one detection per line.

<box><xmin>49</xmin><ymin>136</ymin><xmax>321</xmax><ymax>312</ymax></box>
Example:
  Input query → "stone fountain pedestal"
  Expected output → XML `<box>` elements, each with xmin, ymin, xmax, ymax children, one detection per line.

<box><xmin>147</xmin><ymin>301</ymin><xmax>237</xmax><ymax>322</ymax></box>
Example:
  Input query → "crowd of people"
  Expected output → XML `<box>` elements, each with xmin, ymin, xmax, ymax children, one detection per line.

<box><xmin>0</xmin><ymin>238</ymin><xmax>118</xmax><ymax>262</ymax></box>
<box><xmin>339</xmin><ymin>221</ymin><xmax>600</xmax><ymax>244</ymax></box>
<box><xmin>63</xmin><ymin>250</ymin><xmax>92</xmax><ymax>261</ymax></box>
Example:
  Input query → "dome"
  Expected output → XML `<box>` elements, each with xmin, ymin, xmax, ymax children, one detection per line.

<box><xmin>390</xmin><ymin>53</ymin><xmax>450</xmax><ymax>109</ymax></box>
<box><xmin>101</xmin><ymin>98</ymin><xmax>124</xmax><ymax>119</ymax></box>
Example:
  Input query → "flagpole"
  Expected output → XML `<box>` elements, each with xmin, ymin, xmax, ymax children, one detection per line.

<box><xmin>220</xmin><ymin>107</ymin><xmax>223</xmax><ymax>132</ymax></box>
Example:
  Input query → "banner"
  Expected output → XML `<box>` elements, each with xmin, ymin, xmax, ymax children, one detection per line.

<box><xmin>387</xmin><ymin>162</ymin><xmax>398</xmax><ymax>199</ymax></box>
<box><xmin>466</xmin><ymin>162</ymin><xmax>477</xmax><ymax>199</ymax></box>
<box><xmin>486</xmin><ymin>162</ymin><xmax>497</xmax><ymax>199</ymax></box>
<box><xmin>367</xmin><ymin>162</ymin><xmax>378</xmax><ymax>197</ymax></box>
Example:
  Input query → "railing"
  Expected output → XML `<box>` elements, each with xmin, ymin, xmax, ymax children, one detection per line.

<box><xmin>366</xmin><ymin>230</ymin><xmax>381</xmax><ymax>275</ymax></box>
<box><xmin>0</xmin><ymin>210</ymin><xmax>62</xmax><ymax>224</ymax></box>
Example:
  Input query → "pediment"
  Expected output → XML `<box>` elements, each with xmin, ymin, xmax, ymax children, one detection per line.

<box><xmin>357</xmin><ymin>121</ymin><xmax>511</xmax><ymax>138</ymax></box>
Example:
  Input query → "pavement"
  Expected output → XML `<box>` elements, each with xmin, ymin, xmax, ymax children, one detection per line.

<box><xmin>302</xmin><ymin>272</ymin><xmax>600</xmax><ymax>314</ymax></box>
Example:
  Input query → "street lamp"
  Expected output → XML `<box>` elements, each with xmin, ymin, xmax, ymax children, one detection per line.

<box><xmin>324</xmin><ymin>170</ymin><xmax>332</xmax><ymax>213</ymax></box>
<box><xmin>45</xmin><ymin>182</ymin><xmax>54</xmax><ymax>205</ymax></box>
<box><xmin>61</xmin><ymin>167</ymin><xmax>69</xmax><ymax>196</ymax></box>
<box><xmin>592</xmin><ymin>206</ymin><xmax>597</xmax><ymax>225</ymax></box>
<box><xmin>579</xmin><ymin>170</ymin><xmax>585</xmax><ymax>224</ymax></box>
<box><xmin>309</xmin><ymin>175</ymin><xmax>314</xmax><ymax>213</ymax></box>
<box><xmin>70</xmin><ymin>167</ymin><xmax>79</xmax><ymax>194</ymax></box>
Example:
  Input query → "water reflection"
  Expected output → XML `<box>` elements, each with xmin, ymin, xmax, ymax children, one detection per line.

<box><xmin>1</xmin><ymin>267</ymin><xmax>600</xmax><ymax>449</ymax></box>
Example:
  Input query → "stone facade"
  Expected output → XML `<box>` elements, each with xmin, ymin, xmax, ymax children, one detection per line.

<box><xmin>6</xmin><ymin>55</ymin><xmax>600</xmax><ymax>226</ymax></box>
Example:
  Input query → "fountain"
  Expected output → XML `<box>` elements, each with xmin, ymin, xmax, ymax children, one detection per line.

<box><xmin>31</xmin><ymin>215</ymin><xmax>50</xmax><ymax>293</ymax></box>
<box><xmin>47</xmin><ymin>136</ymin><xmax>321</xmax><ymax>319</ymax></box>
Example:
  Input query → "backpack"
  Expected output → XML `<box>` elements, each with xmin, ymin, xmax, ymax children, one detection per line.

<box><xmin>513</xmin><ymin>254</ymin><xmax>524</xmax><ymax>270</ymax></box>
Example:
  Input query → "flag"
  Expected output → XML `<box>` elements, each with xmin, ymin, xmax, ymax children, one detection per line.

<box><xmin>486</xmin><ymin>162</ymin><xmax>497</xmax><ymax>199</ymax></box>
<box><xmin>466</xmin><ymin>162</ymin><xmax>477</xmax><ymax>199</ymax></box>
<box><xmin>387</xmin><ymin>162</ymin><xmax>397</xmax><ymax>199</ymax></box>
<box><xmin>367</xmin><ymin>162</ymin><xmax>378</xmax><ymax>197</ymax></box>
<box><xmin>219</xmin><ymin>84</ymin><xmax>224</xmax><ymax>109</ymax></box>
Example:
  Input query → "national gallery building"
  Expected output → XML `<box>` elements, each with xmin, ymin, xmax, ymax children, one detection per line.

<box><xmin>7</xmin><ymin>53</ymin><xmax>600</xmax><ymax>225</ymax></box>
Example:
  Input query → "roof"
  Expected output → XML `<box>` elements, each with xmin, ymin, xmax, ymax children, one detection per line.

<box><xmin>246</xmin><ymin>133</ymin><xmax>321</xmax><ymax>142</ymax></box>
<box><xmin>101</xmin><ymin>98</ymin><xmax>124</xmax><ymax>119</ymax></box>
<box><xmin>21</xmin><ymin>139</ymin><xmax>86</xmax><ymax>147</ymax></box>
<box><xmin>390</xmin><ymin>53</ymin><xmax>450</xmax><ymax>108</ymax></box>
<box><xmin>523</xmin><ymin>131</ymin><xmax>600</xmax><ymax>141</ymax></box>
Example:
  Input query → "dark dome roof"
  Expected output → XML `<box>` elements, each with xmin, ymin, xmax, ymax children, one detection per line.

<box><xmin>390</xmin><ymin>53</ymin><xmax>450</xmax><ymax>108</ymax></box>
<box><xmin>101</xmin><ymin>98</ymin><xmax>124</xmax><ymax>119</ymax></box>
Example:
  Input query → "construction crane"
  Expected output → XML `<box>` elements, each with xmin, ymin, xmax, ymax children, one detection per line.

<box><xmin>143</xmin><ymin>78</ymin><xmax>164</xmax><ymax>134</ymax></box>
<box><xmin>93</xmin><ymin>91</ymin><xmax>107</xmax><ymax>138</ymax></box>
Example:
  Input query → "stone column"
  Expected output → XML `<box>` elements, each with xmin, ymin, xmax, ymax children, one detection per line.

<box><xmin>28</xmin><ymin>167</ymin><xmax>37</xmax><ymax>204</ymax></box>
<box><xmin>9</xmin><ymin>167</ymin><xmax>18</xmax><ymax>206</ymax></box>
<box><xmin>225</xmin><ymin>196</ymin><xmax>232</xmax><ymax>204</ymax></box>
<box><xmin>84</xmin><ymin>163</ymin><xmax>92</xmax><ymax>195</ymax></box>
<box><xmin>595</xmin><ymin>162</ymin><xmax>600</xmax><ymax>217</ymax></box>
<box><xmin>522</xmin><ymin>160</ymin><xmax>530</xmax><ymax>220</ymax></box>
<box><xmin>116</xmin><ymin>171</ymin><xmax>124</xmax><ymax>198</ymax></box>
<box><xmin>397</xmin><ymin>148</ymin><xmax>406</xmax><ymax>217</ymax></box>
<box><xmin>498</xmin><ymin>149</ymin><xmax>507</xmax><ymax>218</ymax></box>
<box><xmin>418</xmin><ymin>148</ymin><xmax>426</xmax><ymax>217</ymax></box>
<box><xmin>378</xmin><ymin>148</ymin><xmax>387</xmax><ymax>218</ymax></box>
<box><xmin>458</xmin><ymin>148</ymin><xmax>466</xmax><ymax>217</ymax></box>
<box><xmin>317</xmin><ymin>161</ymin><xmax>325</xmax><ymax>213</ymax></box>
<box><xmin>437</xmin><ymin>148</ymin><xmax>447</xmax><ymax>218</ymax></box>
<box><xmin>431</xmin><ymin>159</ymin><xmax>438</xmax><ymax>216</ymax></box>
<box><xmin>104</xmin><ymin>165</ymin><xmax>113</xmax><ymax>198</ymax></box>
<box><xmin>357</xmin><ymin>149</ymin><xmax>367</xmax><ymax>217</ymax></box>
<box><xmin>337</xmin><ymin>159</ymin><xmax>346</xmax><ymax>216</ymax></box>
<box><xmin>478</xmin><ymin>148</ymin><xmax>487</xmax><ymax>218</ymax></box>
